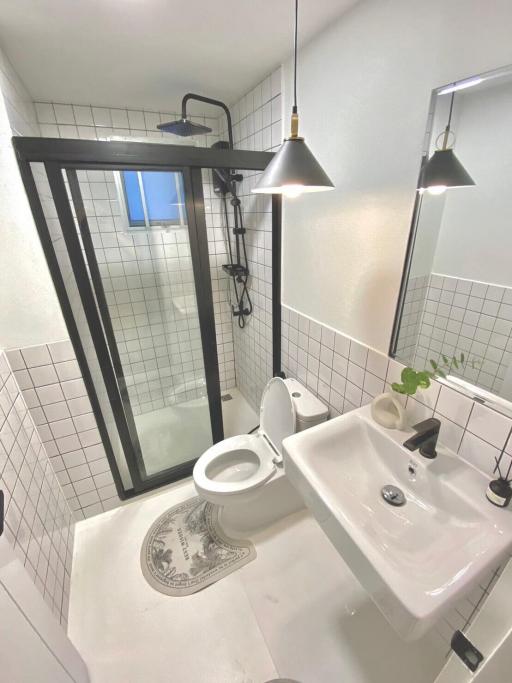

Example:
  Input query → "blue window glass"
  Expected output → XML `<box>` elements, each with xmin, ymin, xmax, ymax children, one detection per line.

<box><xmin>123</xmin><ymin>170</ymin><xmax>145</xmax><ymax>224</ymax></box>
<box><xmin>121</xmin><ymin>171</ymin><xmax>183</xmax><ymax>227</ymax></box>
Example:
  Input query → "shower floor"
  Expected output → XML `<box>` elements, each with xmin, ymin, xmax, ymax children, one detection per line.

<box><xmin>135</xmin><ymin>387</ymin><xmax>258</xmax><ymax>476</ymax></box>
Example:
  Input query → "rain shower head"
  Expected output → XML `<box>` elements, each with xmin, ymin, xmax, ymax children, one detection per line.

<box><xmin>157</xmin><ymin>118</ymin><xmax>212</xmax><ymax>136</ymax></box>
<box><xmin>157</xmin><ymin>93</ymin><xmax>233</xmax><ymax>148</ymax></box>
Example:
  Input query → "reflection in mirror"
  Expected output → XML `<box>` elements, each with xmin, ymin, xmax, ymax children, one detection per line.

<box><xmin>393</xmin><ymin>65</ymin><xmax>512</xmax><ymax>414</ymax></box>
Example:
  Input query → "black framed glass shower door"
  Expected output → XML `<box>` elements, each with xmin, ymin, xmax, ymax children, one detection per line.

<box><xmin>20</xmin><ymin>160</ymin><xmax>223</xmax><ymax>494</ymax></box>
<box><xmin>13</xmin><ymin>137</ymin><xmax>278</xmax><ymax>497</ymax></box>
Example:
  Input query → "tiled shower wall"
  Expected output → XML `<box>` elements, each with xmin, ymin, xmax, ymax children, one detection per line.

<box><xmin>0</xmin><ymin>351</ymin><xmax>74</xmax><ymax>628</ymax></box>
<box><xmin>219</xmin><ymin>68</ymin><xmax>282</xmax><ymax>411</ymax></box>
<box><xmin>281</xmin><ymin>303</ymin><xmax>511</xmax><ymax>650</ymax></box>
<box><xmin>34</xmin><ymin>103</ymin><xmax>235</xmax><ymax>412</ymax></box>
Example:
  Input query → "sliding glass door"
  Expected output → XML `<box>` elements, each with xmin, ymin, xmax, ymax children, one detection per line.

<box><xmin>14</xmin><ymin>137</ymin><xmax>278</xmax><ymax>497</ymax></box>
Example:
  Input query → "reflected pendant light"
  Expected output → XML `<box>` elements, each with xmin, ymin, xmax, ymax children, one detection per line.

<box><xmin>252</xmin><ymin>0</ymin><xmax>334</xmax><ymax>198</ymax></box>
<box><xmin>418</xmin><ymin>91</ymin><xmax>475</xmax><ymax>195</ymax></box>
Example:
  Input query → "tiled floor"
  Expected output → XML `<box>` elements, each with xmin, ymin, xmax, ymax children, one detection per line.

<box><xmin>69</xmin><ymin>480</ymin><xmax>445</xmax><ymax>682</ymax></box>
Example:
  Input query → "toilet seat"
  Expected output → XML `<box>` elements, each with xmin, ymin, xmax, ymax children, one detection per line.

<box><xmin>193</xmin><ymin>378</ymin><xmax>295</xmax><ymax>506</ymax></box>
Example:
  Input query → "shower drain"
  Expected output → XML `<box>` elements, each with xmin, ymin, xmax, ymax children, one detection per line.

<box><xmin>265</xmin><ymin>680</ymin><xmax>302</xmax><ymax>683</ymax></box>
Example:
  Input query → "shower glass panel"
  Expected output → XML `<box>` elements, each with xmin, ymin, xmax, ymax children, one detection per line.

<box><xmin>14</xmin><ymin>136</ymin><xmax>278</xmax><ymax>498</ymax></box>
<box><xmin>69</xmin><ymin>167</ymin><xmax>215</xmax><ymax>481</ymax></box>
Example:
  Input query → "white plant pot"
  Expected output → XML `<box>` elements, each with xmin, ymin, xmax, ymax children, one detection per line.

<box><xmin>371</xmin><ymin>391</ymin><xmax>407</xmax><ymax>430</ymax></box>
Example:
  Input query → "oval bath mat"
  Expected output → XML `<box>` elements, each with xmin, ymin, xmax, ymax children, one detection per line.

<box><xmin>141</xmin><ymin>497</ymin><xmax>256</xmax><ymax>596</ymax></box>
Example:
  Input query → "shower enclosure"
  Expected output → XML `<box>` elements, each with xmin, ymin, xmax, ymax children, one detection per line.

<box><xmin>14</xmin><ymin>137</ymin><xmax>281</xmax><ymax>497</ymax></box>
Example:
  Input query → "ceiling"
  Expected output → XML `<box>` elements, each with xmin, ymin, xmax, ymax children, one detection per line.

<box><xmin>0</xmin><ymin>0</ymin><xmax>358</xmax><ymax>114</ymax></box>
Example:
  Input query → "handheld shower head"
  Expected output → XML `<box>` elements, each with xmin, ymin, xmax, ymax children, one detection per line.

<box><xmin>157</xmin><ymin>118</ymin><xmax>212</xmax><ymax>136</ymax></box>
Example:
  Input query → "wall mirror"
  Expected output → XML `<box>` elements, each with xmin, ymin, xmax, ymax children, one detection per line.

<box><xmin>391</xmin><ymin>64</ymin><xmax>512</xmax><ymax>416</ymax></box>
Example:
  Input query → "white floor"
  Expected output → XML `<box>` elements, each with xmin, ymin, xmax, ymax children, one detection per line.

<box><xmin>69</xmin><ymin>480</ymin><xmax>446</xmax><ymax>683</ymax></box>
<box><xmin>135</xmin><ymin>388</ymin><xmax>258</xmax><ymax>476</ymax></box>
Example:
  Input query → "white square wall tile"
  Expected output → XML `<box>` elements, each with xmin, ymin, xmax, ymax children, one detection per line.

<box><xmin>467</xmin><ymin>403</ymin><xmax>512</xmax><ymax>449</ymax></box>
<box><xmin>459</xmin><ymin>431</ymin><xmax>499</xmax><ymax>476</ymax></box>
<box><xmin>35</xmin><ymin>102</ymin><xmax>56</xmax><ymax>124</ymax></box>
<box><xmin>21</xmin><ymin>345</ymin><xmax>52</xmax><ymax>368</ymax></box>
<box><xmin>366</xmin><ymin>349</ymin><xmax>388</xmax><ymax>380</ymax></box>
<box><xmin>73</xmin><ymin>106</ymin><xmax>94</xmax><ymax>126</ymax></box>
<box><xmin>53</xmin><ymin>104</ymin><xmax>75</xmax><ymax>124</ymax></box>
<box><xmin>29</xmin><ymin>364</ymin><xmax>59</xmax><ymax>387</ymax></box>
<box><xmin>48</xmin><ymin>340</ymin><xmax>75</xmax><ymax>363</ymax></box>
<box><xmin>435</xmin><ymin>386</ymin><xmax>473</xmax><ymax>427</ymax></box>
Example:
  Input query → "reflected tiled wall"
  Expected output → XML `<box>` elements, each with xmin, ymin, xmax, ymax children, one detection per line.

<box><xmin>414</xmin><ymin>273</ymin><xmax>512</xmax><ymax>395</ymax></box>
<box><xmin>0</xmin><ymin>351</ymin><xmax>74</xmax><ymax>629</ymax></box>
<box><xmin>281</xmin><ymin>303</ymin><xmax>511</xmax><ymax>649</ymax></box>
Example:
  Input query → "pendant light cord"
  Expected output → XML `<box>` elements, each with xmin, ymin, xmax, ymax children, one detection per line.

<box><xmin>293</xmin><ymin>0</ymin><xmax>298</xmax><ymax>113</ymax></box>
<box><xmin>441</xmin><ymin>91</ymin><xmax>455</xmax><ymax>149</ymax></box>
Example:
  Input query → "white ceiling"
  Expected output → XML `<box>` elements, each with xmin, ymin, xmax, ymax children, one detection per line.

<box><xmin>0</xmin><ymin>0</ymin><xmax>358</xmax><ymax>114</ymax></box>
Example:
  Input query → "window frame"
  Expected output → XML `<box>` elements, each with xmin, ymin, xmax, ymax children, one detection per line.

<box><xmin>115</xmin><ymin>169</ymin><xmax>186</xmax><ymax>230</ymax></box>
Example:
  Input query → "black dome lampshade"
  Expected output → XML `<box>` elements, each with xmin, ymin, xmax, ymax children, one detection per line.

<box><xmin>252</xmin><ymin>0</ymin><xmax>334</xmax><ymax>198</ymax></box>
<box><xmin>418</xmin><ymin>90</ymin><xmax>475</xmax><ymax>195</ymax></box>
<box><xmin>418</xmin><ymin>148</ymin><xmax>475</xmax><ymax>195</ymax></box>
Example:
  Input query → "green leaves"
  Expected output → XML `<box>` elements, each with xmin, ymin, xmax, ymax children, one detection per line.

<box><xmin>392</xmin><ymin>352</ymin><xmax>476</xmax><ymax>397</ymax></box>
<box><xmin>392</xmin><ymin>367</ymin><xmax>431</xmax><ymax>396</ymax></box>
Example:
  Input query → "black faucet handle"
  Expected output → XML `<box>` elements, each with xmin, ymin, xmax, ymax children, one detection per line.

<box><xmin>412</xmin><ymin>417</ymin><xmax>441</xmax><ymax>433</ymax></box>
<box><xmin>404</xmin><ymin>417</ymin><xmax>441</xmax><ymax>459</ymax></box>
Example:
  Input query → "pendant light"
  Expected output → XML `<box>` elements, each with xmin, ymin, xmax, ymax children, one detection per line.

<box><xmin>418</xmin><ymin>91</ymin><xmax>475</xmax><ymax>195</ymax></box>
<box><xmin>252</xmin><ymin>0</ymin><xmax>334</xmax><ymax>198</ymax></box>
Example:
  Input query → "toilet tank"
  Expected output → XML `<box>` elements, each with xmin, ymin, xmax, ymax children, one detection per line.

<box><xmin>284</xmin><ymin>378</ymin><xmax>329</xmax><ymax>432</ymax></box>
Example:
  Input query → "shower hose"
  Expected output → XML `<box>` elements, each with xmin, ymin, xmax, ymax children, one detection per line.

<box><xmin>221</xmin><ymin>178</ymin><xmax>253</xmax><ymax>328</ymax></box>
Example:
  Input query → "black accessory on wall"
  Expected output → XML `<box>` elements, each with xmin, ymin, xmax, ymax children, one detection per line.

<box><xmin>159</xmin><ymin>96</ymin><xmax>253</xmax><ymax>327</ymax></box>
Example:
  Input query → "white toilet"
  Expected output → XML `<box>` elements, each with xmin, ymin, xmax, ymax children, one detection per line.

<box><xmin>193</xmin><ymin>377</ymin><xmax>328</xmax><ymax>536</ymax></box>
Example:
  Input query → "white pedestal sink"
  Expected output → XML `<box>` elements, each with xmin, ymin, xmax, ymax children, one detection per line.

<box><xmin>282</xmin><ymin>404</ymin><xmax>512</xmax><ymax>641</ymax></box>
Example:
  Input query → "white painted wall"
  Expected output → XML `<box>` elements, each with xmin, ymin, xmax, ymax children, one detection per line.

<box><xmin>433</xmin><ymin>82</ymin><xmax>512</xmax><ymax>286</ymax></box>
<box><xmin>281</xmin><ymin>0</ymin><xmax>512</xmax><ymax>353</ymax></box>
<box><xmin>0</xmin><ymin>45</ymin><xmax>67</xmax><ymax>350</ymax></box>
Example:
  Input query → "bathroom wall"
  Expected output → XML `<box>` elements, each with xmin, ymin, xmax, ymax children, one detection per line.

<box><xmin>281</xmin><ymin>0</ymin><xmax>512</xmax><ymax>354</ymax></box>
<box><xmin>279</xmin><ymin>0</ymin><xmax>512</xmax><ymax>651</ymax></box>
<box><xmin>433</xmin><ymin>83</ymin><xmax>512</xmax><ymax>287</ymax></box>
<box><xmin>0</xmin><ymin>350</ymin><xmax>75</xmax><ymax>630</ymax></box>
<box><xmin>0</xmin><ymin>45</ymin><xmax>74</xmax><ymax>633</ymax></box>
<box><xmin>281</xmin><ymin>303</ymin><xmax>511</xmax><ymax>650</ymax></box>
<box><xmin>0</xmin><ymin>45</ymin><xmax>67</xmax><ymax>349</ymax></box>
<box><xmin>219</xmin><ymin>68</ymin><xmax>283</xmax><ymax>411</ymax></box>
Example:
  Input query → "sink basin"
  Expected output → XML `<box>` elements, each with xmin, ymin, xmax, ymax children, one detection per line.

<box><xmin>282</xmin><ymin>404</ymin><xmax>512</xmax><ymax>640</ymax></box>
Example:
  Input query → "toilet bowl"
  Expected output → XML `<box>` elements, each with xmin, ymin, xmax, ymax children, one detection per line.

<box><xmin>193</xmin><ymin>377</ymin><xmax>328</xmax><ymax>535</ymax></box>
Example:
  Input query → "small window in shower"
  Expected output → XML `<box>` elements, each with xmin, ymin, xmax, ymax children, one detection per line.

<box><xmin>116</xmin><ymin>170</ymin><xmax>186</xmax><ymax>230</ymax></box>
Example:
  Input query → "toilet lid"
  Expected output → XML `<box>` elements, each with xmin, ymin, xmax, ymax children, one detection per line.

<box><xmin>260</xmin><ymin>377</ymin><xmax>295</xmax><ymax>456</ymax></box>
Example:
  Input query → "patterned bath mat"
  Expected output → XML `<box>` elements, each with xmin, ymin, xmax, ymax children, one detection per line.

<box><xmin>140</xmin><ymin>497</ymin><xmax>256</xmax><ymax>596</ymax></box>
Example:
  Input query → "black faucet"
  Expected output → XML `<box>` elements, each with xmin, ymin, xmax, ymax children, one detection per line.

<box><xmin>403</xmin><ymin>418</ymin><xmax>441</xmax><ymax>459</ymax></box>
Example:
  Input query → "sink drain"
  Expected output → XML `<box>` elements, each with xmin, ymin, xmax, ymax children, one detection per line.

<box><xmin>381</xmin><ymin>485</ymin><xmax>406</xmax><ymax>506</ymax></box>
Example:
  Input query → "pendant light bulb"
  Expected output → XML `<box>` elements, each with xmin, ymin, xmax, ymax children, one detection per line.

<box><xmin>426</xmin><ymin>185</ymin><xmax>447</xmax><ymax>196</ymax></box>
<box><xmin>252</xmin><ymin>0</ymin><xmax>334</xmax><ymax>197</ymax></box>
<box><xmin>418</xmin><ymin>91</ymin><xmax>475</xmax><ymax>194</ymax></box>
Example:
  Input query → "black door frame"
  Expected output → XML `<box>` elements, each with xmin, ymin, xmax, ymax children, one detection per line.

<box><xmin>13</xmin><ymin>136</ymin><xmax>281</xmax><ymax>500</ymax></box>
